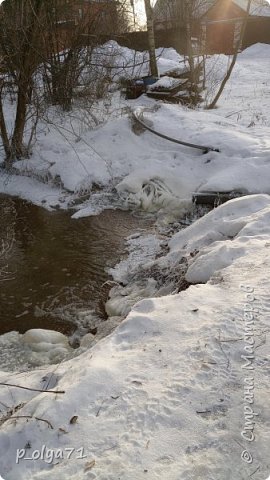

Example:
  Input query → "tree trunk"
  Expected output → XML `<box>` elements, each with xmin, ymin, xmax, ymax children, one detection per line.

<box><xmin>0</xmin><ymin>95</ymin><xmax>11</xmax><ymax>162</ymax></box>
<box><xmin>49</xmin><ymin>49</ymin><xmax>76</xmax><ymax>111</ymax></box>
<box><xmin>144</xmin><ymin>0</ymin><xmax>158</xmax><ymax>77</ymax></box>
<box><xmin>185</xmin><ymin>3</ymin><xmax>198</xmax><ymax>106</ymax></box>
<box><xmin>10</xmin><ymin>82</ymin><xmax>29</xmax><ymax>158</ymax></box>
<box><xmin>0</xmin><ymin>0</ymin><xmax>44</xmax><ymax>166</ymax></box>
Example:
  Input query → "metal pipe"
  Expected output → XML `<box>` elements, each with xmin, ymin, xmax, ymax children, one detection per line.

<box><xmin>132</xmin><ymin>107</ymin><xmax>220</xmax><ymax>154</ymax></box>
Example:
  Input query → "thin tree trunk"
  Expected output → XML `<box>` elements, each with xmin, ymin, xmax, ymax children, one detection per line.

<box><xmin>144</xmin><ymin>0</ymin><xmax>158</xmax><ymax>77</ymax></box>
<box><xmin>185</xmin><ymin>2</ymin><xmax>198</xmax><ymax>105</ymax></box>
<box><xmin>10</xmin><ymin>82</ymin><xmax>28</xmax><ymax>158</ymax></box>
<box><xmin>207</xmin><ymin>0</ymin><xmax>251</xmax><ymax>109</ymax></box>
<box><xmin>0</xmin><ymin>93</ymin><xmax>11</xmax><ymax>161</ymax></box>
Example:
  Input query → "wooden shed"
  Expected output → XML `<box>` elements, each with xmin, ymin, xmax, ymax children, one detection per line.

<box><xmin>201</xmin><ymin>0</ymin><xmax>270</xmax><ymax>54</ymax></box>
<box><xmin>154</xmin><ymin>0</ymin><xmax>270</xmax><ymax>54</ymax></box>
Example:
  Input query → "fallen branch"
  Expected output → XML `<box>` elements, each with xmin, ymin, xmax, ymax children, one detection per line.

<box><xmin>0</xmin><ymin>383</ymin><xmax>65</xmax><ymax>394</ymax></box>
<box><xmin>8</xmin><ymin>415</ymin><xmax>54</xmax><ymax>429</ymax></box>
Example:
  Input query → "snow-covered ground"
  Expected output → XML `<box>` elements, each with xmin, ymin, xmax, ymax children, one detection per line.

<box><xmin>0</xmin><ymin>43</ymin><xmax>270</xmax><ymax>479</ymax></box>
<box><xmin>1</xmin><ymin>43</ymin><xmax>270</xmax><ymax>216</ymax></box>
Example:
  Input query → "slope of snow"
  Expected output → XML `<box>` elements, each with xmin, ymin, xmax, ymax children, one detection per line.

<box><xmin>0</xmin><ymin>42</ymin><xmax>270</xmax><ymax>480</ymax></box>
<box><xmin>168</xmin><ymin>193</ymin><xmax>270</xmax><ymax>282</ymax></box>
<box><xmin>0</xmin><ymin>194</ymin><xmax>269</xmax><ymax>480</ymax></box>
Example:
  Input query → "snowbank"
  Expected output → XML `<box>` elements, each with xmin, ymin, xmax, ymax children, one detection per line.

<box><xmin>240</xmin><ymin>43</ymin><xmax>270</xmax><ymax>60</ymax></box>
<box><xmin>0</xmin><ymin>329</ymin><xmax>72</xmax><ymax>372</ymax></box>
<box><xmin>168</xmin><ymin>194</ymin><xmax>270</xmax><ymax>283</ymax></box>
<box><xmin>169</xmin><ymin>194</ymin><xmax>270</xmax><ymax>255</ymax></box>
<box><xmin>93</xmin><ymin>42</ymin><xmax>184</xmax><ymax>80</ymax></box>
<box><xmin>0</xmin><ymin>193</ymin><xmax>269</xmax><ymax>479</ymax></box>
<box><xmin>147</xmin><ymin>76</ymin><xmax>181</xmax><ymax>91</ymax></box>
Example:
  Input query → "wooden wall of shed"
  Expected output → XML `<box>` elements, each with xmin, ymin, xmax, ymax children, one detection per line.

<box><xmin>100</xmin><ymin>16</ymin><xmax>270</xmax><ymax>57</ymax></box>
<box><xmin>205</xmin><ymin>0</ymin><xmax>244</xmax><ymax>21</ymax></box>
<box><xmin>202</xmin><ymin>0</ymin><xmax>245</xmax><ymax>54</ymax></box>
<box><xmin>243</xmin><ymin>17</ymin><xmax>270</xmax><ymax>48</ymax></box>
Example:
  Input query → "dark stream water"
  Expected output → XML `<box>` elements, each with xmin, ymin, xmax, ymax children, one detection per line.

<box><xmin>0</xmin><ymin>195</ymin><xmax>151</xmax><ymax>336</ymax></box>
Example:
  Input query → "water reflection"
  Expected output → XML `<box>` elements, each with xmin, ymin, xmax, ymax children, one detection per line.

<box><xmin>0</xmin><ymin>195</ymin><xmax>151</xmax><ymax>335</ymax></box>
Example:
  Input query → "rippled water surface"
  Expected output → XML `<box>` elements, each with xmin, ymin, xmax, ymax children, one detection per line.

<box><xmin>0</xmin><ymin>195</ymin><xmax>151</xmax><ymax>336</ymax></box>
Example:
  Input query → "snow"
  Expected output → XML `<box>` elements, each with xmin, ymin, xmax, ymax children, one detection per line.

<box><xmin>147</xmin><ymin>76</ymin><xmax>181</xmax><ymax>91</ymax></box>
<box><xmin>23</xmin><ymin>335</ymin><xmax>71</xmax><ymax>366</ymax></box>
<box><xmin>105</xmin><ymin>278</ymin><xmax>158</xmax><ymax>317</ymax></box>
<box><xmin>92</xmin><ymin>41</ymin><xmax>184</xmax><ymax>80</ymax></box>
<box><xmin>168</xmin><ymin>193</ymin><xmax>270</xmax><ymax>282</ymax></box>
<box><xmin>109</xmin><ymin>231</ymin><xmax>161</xmax><ymax>284</ymax></box>
<box><xmin>0</xmin><ymin>330</ymin><xmax>72</xmax><ymax>372</ymax></box>
<box><xmin>0</xmin><ymin>172</ymin><xmax>68</xmax><ymax>209</ymax></box>
<box><xmin>240</xmin><ymin>41</ymin><xmax>270</xmax><ymax>59</ymax></box>
<box><xmin>1</xmin><ymin>201</ymin><xmax>270</xmax><ymax>478</ymax></box>
<box><xmin>2</xmin><ymin>43</ymin><xmax>270</xmax><ymax>214</ymax></box>
<box><xmin>0</xmin><ymin>42</ymin><xmax>270</xmax><ymax>479</ymax></box>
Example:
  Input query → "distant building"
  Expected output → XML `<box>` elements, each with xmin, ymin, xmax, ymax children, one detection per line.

<box><xmin>54</xmin><ymin>0</ymin><xmax>118</xmax><ymax>34</ymax></box>
<box><xmin>0</xmin><ymin>0</ymin><xmax>118</xmax><ymax>35</ymax></box>
<box><xmin>154</xmin><ymin>0</ymin><xmax>270</xmax><ymax>53</ymax></box>
<box><xmin>0</xmin><ymin>0</ymin><xmax>120</xmax><ymax>58</ymax></box>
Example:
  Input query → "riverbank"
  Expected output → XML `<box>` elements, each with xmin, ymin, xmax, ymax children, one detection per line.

<box><xmin>0</xmin><ymin>193</ymin><xmax>270</xmax><ymax>480</ymax></box>
<box><xmin>1</xmin><ymin>44</ymin><xmax>270</xmax><ymax>218</ymax></box>
<box><xmin>0</xmin><ymin>43</ymin><xmax>270</xmax><ymax>480</ymax></box>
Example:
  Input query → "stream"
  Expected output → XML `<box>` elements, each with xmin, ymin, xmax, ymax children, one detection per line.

<box><xmin>0</xmin><ymin>194</ymin><xmax>153</xmax><ymax>339</ymax></box>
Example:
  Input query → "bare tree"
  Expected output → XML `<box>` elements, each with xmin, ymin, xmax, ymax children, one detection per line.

<box><xmin>143</xmin><ymin>0</ymin><xmax>158</xmax><ymax>76</ymax></box>
<box><xmin>183</xmin><ymin>0</ymin><xmax>199</xmax><ymax>104</ymax></box>
<box><xmin>0</xmin><ymin>0</ymin><xmax>46</xmax><ymax>165</ymax></box>
<box><xmin>44</xmin><ymin>0</ymin><xmax>129</xmax><ymax>111</ymax></box>
<box><xmin>153</xmin><ymin>0</ymin><xmax>209</xmax><ymax>104</ymax></box>
<box><xmin>0</xmin><ymin>0</ymin><xmax>126</xmax><ymax>168</ymax></box>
